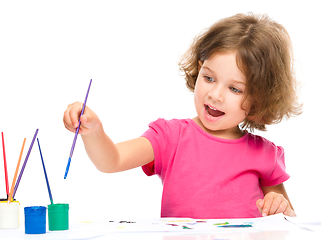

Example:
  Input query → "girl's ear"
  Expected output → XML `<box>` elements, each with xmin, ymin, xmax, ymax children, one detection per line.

<box><xmin>198</xmin><ymin>60</ymin><xmax>203</xmax><ymax>71</ymax></box>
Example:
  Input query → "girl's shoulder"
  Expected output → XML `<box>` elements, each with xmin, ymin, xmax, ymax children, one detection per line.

<box><xmin>148</xmin><ymin>118</ymin><xmax>191</xmax><ymax>129</ymax></box>
<box><xmin>146</xmin><ymin>118</ymin><xmax>195</xmax><ymax>139</ymax></box>
<box><xmin>246</xmin><ymin>132</ymin><xmax>282</xmax><ymax>152</ymax></box>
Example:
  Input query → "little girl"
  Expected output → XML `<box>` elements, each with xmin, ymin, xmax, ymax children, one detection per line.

<box><xmin>63</xmin><ymin>13</ymin><xmax>301</xmax><ymax>219</ymax></box>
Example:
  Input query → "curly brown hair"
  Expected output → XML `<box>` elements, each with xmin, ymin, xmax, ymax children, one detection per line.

<box><xmin>179</xmin><ymin>13</ymin><xmax>302</xmax><ymax>131</ymax></box>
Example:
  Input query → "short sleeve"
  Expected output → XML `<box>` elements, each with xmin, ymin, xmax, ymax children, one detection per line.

<box><xmin>141</xmin><ymin>118</ymin><xmax>176</xmax><ymax>178</ymax></box>
<box><xmin>260</xmin><ymin>146</ymin><xmax>290</xmax><ymax>186</ymax></box>
<box><xmin>142</xmin><ymin>161</ymin><xmax>155</xmax><ymax>176</ymax></box>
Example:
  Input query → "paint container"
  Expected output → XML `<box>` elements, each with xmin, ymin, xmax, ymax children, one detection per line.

<box><xmin>24</xmin><ymin>206</ymin><xmax>46</xmax><ymax>234</ymax></box>
<box><xmin>0</xmin><ymin>201</ymin><xmax>20</xmax><ymax>229</ymax></box>
<box><xmin>48</xmin><ymin>203</ymin><xmax>69</xmax><ymax>231</ymax></box>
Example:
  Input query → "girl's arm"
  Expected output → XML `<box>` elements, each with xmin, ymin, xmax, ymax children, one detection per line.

<box><xmin>256</xmin><ymin>183</ymin><xmax>296</xmax><ymax>217</ymax></box>
<box><xmin>63</xmin><ymin>102</ymin><xmax>154</xmax><ymax>173</ymax></box>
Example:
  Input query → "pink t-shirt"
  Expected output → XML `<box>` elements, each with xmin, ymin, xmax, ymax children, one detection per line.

<box><xmin>142</xmin><ymin>118</ymin><xmax>290</xmax><ymax>219</ymax></box>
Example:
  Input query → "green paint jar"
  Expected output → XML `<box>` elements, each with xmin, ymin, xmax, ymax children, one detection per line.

<box><xmin>48</xmin><ymin>203</ymin><xmax>69</xmax><ymax>231</ymax></box>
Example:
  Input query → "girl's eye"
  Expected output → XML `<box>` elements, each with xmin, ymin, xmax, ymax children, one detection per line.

<box><xmin>230</xmin><ymin>87</ymin><xmax>242</xmax><ymax>94</ymax></box>
<box><xmin>204</xmin><ymin>76</ymin><xmax>214</xmax><ymax>82</ymax></box>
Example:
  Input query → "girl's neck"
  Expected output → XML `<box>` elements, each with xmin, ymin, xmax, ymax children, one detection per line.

<box><xmin>192</xmin><ymin>117</ymin><xmax>245</xmax><ymax>140</ymax></box>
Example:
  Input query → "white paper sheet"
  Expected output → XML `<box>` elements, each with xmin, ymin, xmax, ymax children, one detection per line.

<box><xmin>285</xmin><ymin>215</ymin><xmax>321</xmax><ymax>233</ymax></box>
<box><xmin>84</xmin><ymin>213</ymin><xmax>296</xmax><ymax>234</ymax></box>
<box><xmin>0</xmin><ymin>214</ymin><xmax>315</xmax><ymax>240</ymax></box>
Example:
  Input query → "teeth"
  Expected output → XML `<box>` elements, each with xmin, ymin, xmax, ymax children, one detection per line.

<box><xmin>206</xmin><ymin>105</ymin><xmax>219</xmax><ymax>111</ymax></box>
<box><xmin>208</xmin><ymin>106</ymin><xmax>217</xmax><ymax>111</ymax></box>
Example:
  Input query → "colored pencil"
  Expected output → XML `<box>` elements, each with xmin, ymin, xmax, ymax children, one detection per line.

<box><xmin>8</xmin><ymin>138</ymin><xmax>26</xmax><ymax>203</ymax></box>
<box><xmin>37</xmin><ymin>138</ymin><xmax>53</xmax><ymax>204</ymax></box>
<box><xmin>12</xmin><ymin>129</ymin><xmax>39</xmax><ymax>199</ymax></box>
<box><xmin>2</xmin><ymin>132</ymin><xmax>9</xmax><ymax>198</ymax></box>
<box><xmin>64</xmin><ymin>79</ymin><xmax>92</xmax><ymax>179</ymax></box>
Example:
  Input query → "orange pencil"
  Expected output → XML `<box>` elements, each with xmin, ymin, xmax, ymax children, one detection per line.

<box><xmin>8</xmin><ymin>138</ymin><xmax>26</xmax><ymax>203</ymax></box>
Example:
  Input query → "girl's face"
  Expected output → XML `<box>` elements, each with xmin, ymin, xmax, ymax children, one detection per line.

<box><xmin>193</xmin><ymin>52</ymin><xmax>251</xmax><ymax>139</ymax></box>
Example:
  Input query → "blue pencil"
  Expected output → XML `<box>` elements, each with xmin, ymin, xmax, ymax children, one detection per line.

<box><xmin>64</xmin><ymin>79</ymin><xmax>92</xmax><ymax>179</ymax></box>
<box><xmin>37</xmin><ymin>138</ymin><xmax>53</xmax><ymax>205</ymax></box>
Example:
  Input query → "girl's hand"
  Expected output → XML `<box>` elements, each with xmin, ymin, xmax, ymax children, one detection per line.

<box><xmin>63</xmin><ymin>102</ymin><xmax>101</xmax><ymax>135</ymax></box>
<box><xmin>256</xmin><ymin>192</ymin><xmax>296</xmax><ymax>217</ymax></box>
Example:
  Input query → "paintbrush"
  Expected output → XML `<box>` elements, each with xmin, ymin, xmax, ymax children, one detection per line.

<box><xmin>12</xmin><ymin>129</ymin><xmax>39</xmax><ymax>199</ymax></box>
<box><xmin>37</xmin><ymin>138</ymin><xmax>53</xmax><ymax>205</ymax></box>
<box><xmin>2</xmin><ymin>132</ymin><xmax>9</xmax><ymax>199</ymax></box>
<box><xmin>7</xmin><ymin>138</ymin><xmax>26</xmax><ymax>203</ymax></box>
<box><xmin>64</xmin><ymin>79</ymin><xmax>92</xmax><ymax>179</ymax></box>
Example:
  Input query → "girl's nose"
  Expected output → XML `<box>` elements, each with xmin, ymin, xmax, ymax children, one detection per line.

<box><xmin>208</xmin><ymin>85</ymin><xmax>224</xmax><ymax>102</ymax></box>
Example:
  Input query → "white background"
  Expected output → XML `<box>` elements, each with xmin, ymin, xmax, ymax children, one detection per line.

<box><xmin>0</xmin><ymin>1</ymin><xmax>320</xmax><ymax>221</ymax></box>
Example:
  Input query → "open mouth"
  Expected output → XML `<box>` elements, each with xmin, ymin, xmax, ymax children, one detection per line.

<box><xmin>205</xmin><ymin>104</ymin><xmax>225</xmax><ymax>117</ymax></box>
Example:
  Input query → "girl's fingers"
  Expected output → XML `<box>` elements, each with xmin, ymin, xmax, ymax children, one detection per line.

<box><xmin>260</xmin><ymin>193</ymin><xmax>292</xmax><ymax>217</ymax></box>
<box><xmin>261</xmin><ymin>197</ymin><xmax>273</xmax><ymax>217</ymax></box>
<box><xmin>63</xmin><ymin>102</ymin><xmax>99</xmax><ymax>136</ymax></box>
<box><xmin>63</xmin><ymin>102</ymin><xmax>83</xmax><ymax>132</ymax></box>
<box><xmin>267</xmin><ymin>195</ymin><xmax>282</xmax><ymax>215</ymax></box>
<box><xmin>63</xmin><ymin>107</ymin><xmax>74</xmax><ymax>132</ymax></box>
<box><xmin>69</xmin><ymin>102</ymin><xmax>83</xmax><ymax>128</ymax></box>
<box><xmin>256</xmin><ymin>199</ymin><xmax>264</xmax><ymax>214</ymax></box>
<box><xmin>283</xmin><ymin>204</ymin><xmax>292</xmax><ymax>216</ymax></box>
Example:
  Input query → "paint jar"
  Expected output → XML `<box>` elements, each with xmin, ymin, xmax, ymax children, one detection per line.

<box><xmin>24</xmin><ymin>206</ymin><xmax>46</xmax><ymax>234</ymax></box>
<box><xmin>48</xmin><ymin>203</ymin><xmax>69</xmax><ymax>231</ymax></box>
<box><xmin>0</xmin><ymin>201</ymin><xmax>20</xmax><ymax>229</ymax></box>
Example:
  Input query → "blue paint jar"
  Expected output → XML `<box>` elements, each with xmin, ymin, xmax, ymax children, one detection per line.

<box><xmin>24</xmin><ymin>206</ymin><xmax>46</xmax><ymax>234</ymax></box>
